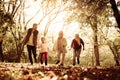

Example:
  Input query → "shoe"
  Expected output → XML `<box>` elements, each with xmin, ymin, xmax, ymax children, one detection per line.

<box><xmin>45</xmin><ymin>60</ymin><xmax>47</xmax><ymax>66</ymax></box>
<box><xmin>40</xmin><ymin>60</ymin><xmax>43</xmax><ymax>64</ymax></box>
<box><xmin>59</xmin><ymin>63</ymin><xmax>63</xmax><ymax>66</ymax></box>
<box><xmin>55</xmin><ymin>61</ymin><xmax>60</xmax><ymax>64</ymax></box>
<box><xmin>73</xmin><ymin>63</ymin><xmax>75</xmax><ymax>66</ymax></box>
<box><xmin>31</xmin><ymin>63</ymin><xmax>33</xmax><ymax>65</ymax></box>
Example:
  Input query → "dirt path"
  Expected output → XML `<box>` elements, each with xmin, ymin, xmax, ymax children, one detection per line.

<box><xmin>0</xmin><ymin>63</ymin><xmax>120</xmax><ymax>80</ymax></box>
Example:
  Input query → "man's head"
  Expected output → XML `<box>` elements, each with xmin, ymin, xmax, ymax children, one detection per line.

<box><xmin>33</xmin><ymin>23</ymin><xmax>38</xmax><ymax>30</ymax></box>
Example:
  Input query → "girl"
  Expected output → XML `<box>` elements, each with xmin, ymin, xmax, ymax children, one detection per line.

<box><xmin>38</xmin><ymin>37</ymin><xmax>49</xmax><ymax>66</ymax></box>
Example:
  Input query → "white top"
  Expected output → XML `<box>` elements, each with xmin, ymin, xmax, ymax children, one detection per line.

<box><xmin>27</xmin><ymin>33</ymin><xmax>34</xmax><ymax>46</ymax></box>
<box><xmin>39</xmin><ymin>42</ymin><xmax>49</xmax><ymax>53</ymax></box>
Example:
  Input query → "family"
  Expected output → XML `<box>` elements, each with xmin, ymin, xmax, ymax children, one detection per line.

<box><xmin>23</xmin><ymin>23</ymin><xmax>84</xmax><ymax>66</ymax></box>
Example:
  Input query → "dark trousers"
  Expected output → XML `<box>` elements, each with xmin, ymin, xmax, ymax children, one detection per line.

<box><xmin>27</xmin><ymin>45</ymin><xmax>37</xmax><ymax>64</ymax></box>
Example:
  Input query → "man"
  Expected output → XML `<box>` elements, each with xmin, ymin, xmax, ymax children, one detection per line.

<box><xmin>71</xmin><ymin>34</ymin><xmax>84</xmax><ymax>66</ymax></box>
<box><xmin>23</xmin><ymin>23</ymin><xmax>39</xmax><ymax>65</ymax></box>
<box><xmin>53</xmin><ymin>31</ymin><xmax>67</xmax><ymax>66</ymax></box>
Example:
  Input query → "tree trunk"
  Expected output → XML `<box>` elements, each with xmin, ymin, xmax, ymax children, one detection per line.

<box><xmin>93</xmin><ymin>28</ymin><xmax>100</xmax><ymax>66</ymax></box>
<box><xmin>109</xmin><ymin>45</ymin><xmax>119</xmax><ymax>66</ymax></box>
<box><xmin>94</xmin><ymin>35</ymin><xmax>100</xmax><ymax>66</ymax></box>
<box><xmin>109</xmin><ymin>37</ymin><xmax>120</xmax><ymax>66</ymax></box>
<box><xmin>0</xmin><ymin>40</ymin><xmax>4</xmax><ymax>62</ymax></box>
<box><xmin>110</xmin><ymin>0</ymin><xmax>120</xmax><ymax>29</ymax></box>
<box><xmin>91</xmin><ymin>16</ymin><xmax>100</xmax><ymax>66</ymax></box>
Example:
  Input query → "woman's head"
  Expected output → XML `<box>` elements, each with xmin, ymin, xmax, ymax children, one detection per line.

<box><xmin>58</xmin><ymin>31</ymin><xmax>63</xmax><ymax>38</ymax></box>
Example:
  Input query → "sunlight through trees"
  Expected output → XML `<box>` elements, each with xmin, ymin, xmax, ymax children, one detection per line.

<box><xmin>0</xmin><ymin>0</ymin><xmax>120</xmax><ymax>66</ymax></box>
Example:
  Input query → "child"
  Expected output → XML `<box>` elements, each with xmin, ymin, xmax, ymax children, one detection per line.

<box><xmin>38</xmin><ymin>37</ymin><xmax>49</xmax><ymax>66</ymax></box>
<box><xmin>71</xmin><ymin>34</ymin><xmax>84</xmax><ymax>66</ymax></box>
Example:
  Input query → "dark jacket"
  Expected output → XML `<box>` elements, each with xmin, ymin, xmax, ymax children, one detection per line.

<box><xmin>71</xmin><ymin>38</ymin><xmax>84</xmax><ymax>50</ymax></box>
<box><xmin>23</xmin><ymin>28</ymin><xmax>38</xmax><ymax>46</ymax></box>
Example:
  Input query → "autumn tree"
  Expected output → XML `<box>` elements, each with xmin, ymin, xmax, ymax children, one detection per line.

<box><xmin>110</xmin><ymin>0</ymin><xmax>120</xmax><ymax>29</ymax></box>
<box><xmin>0</xmin><ymin>0</ymin><xmax>23</xmax><ymax>62</ymax></box>
<box><xmin>65</xmin><ymin>0</ymin><xmax>119</xmax><ymax>66</ymax></box>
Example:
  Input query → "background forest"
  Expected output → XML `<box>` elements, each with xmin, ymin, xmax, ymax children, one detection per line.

<box><xmin>0</xmin><ymin>0</ymin><xmax>120</xmax><ymax>67</ymax></box>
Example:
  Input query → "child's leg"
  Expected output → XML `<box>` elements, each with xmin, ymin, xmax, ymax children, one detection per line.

<box><xmin>77</xmin><ymin>49</ymin><xmax>81</xmax><ymax>64</ymax></box>
<box><xmin>44</xmin><ymin>52</ymin><xmax>48</xmax><ymax>65</ymax></box>
<box><xmin>41</xmin><ymin>60</ymin><xmax>43</xmax><ymax>64</ymax></box>
<box><xmin>45</xmin><ymin>60</ymin><xmax>47</xmax><ymax>65</ymax></box>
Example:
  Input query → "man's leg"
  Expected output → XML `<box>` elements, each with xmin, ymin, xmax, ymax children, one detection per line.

<box><xmin>27</xmin><ymin>45</ymin><xmax>33</xmax><ymax>65</ymax></box>
<box><xmin>32</xmin><ymin>46</ymin><xmax>37</xmax><ymax>63</ymax></box>
<box><xmin>40</xmin><ymin>53</ymin><xmax>43</xmax><ymax>64</ymax></box>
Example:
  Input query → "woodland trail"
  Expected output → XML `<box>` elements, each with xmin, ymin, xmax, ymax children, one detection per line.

<box><xmin>0</xmin><ymin>63</ymin><xmax>120</xmax><ymax>80</ymax></box>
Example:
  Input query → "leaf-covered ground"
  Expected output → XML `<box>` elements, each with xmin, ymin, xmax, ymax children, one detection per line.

<box><xmin>0</xmin><ymin>63</ymin><xmax>120</xmax><ymax>80</ymax></box>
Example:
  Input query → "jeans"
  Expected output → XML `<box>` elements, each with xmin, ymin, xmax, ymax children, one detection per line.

<box><xmin>56</xmin><ymin>51</ymin><xmax>65</xmax><ymax>64</ymax></box>
<box><xmin>27</xmin><ymin>45</ymin><xmax>37</xmax><ymax>64</ymax></box>
<box><xmin>73</xmin><ymin>48</ymin><xmax>81</xmax><ymax>65</ymax></box>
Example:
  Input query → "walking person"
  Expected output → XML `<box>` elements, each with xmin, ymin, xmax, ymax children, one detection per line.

<box><xmin>53</xmin><ymin>31</ymin><xmax>67</xmax><ymax>66</ymax></box>
<box><xmin>23</xmin><ymin>23</ymin><xmax>39</xmax><ymax>65</ymax></box>
<box><xmin>71</xmin><ymin>34</ymin><xmax>84</xmax><ymax>66</ymax></box>
<box><xmin>38</xmin><ymin>37</ymin><xmax>49</xmax><ymax>66</ymax></box>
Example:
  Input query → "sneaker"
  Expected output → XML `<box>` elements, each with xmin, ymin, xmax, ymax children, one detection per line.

<box><xmin>73</xmin><ymin>63</ymin><xmax>75</xmax><ymax>66</ymax></box>
<box><xmin>31</xmin><ymin>62</ymin><xmax>33</xmax><ymax>65</ymax></box>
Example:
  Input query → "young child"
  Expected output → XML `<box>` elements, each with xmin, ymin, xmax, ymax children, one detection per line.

<box><xmin>71</xmin><ymin>34</ymin><xmax>84</xmax><ymax>66</ymax></box>
<box><xmin>38</xmin><ymin>37</ymin><xmax>49</xmax><ymax>66</ymax></box>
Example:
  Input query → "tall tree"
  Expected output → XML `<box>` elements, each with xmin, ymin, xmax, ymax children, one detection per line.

<box><xmin>0</xmin><ymin>0</ymin><xmax>22</xmax><ymax>62</ymax></box>
<box><xmin>110</xmin><ymin>0</ymin><xmax>120</xmax><ymax>29</ymax></box>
